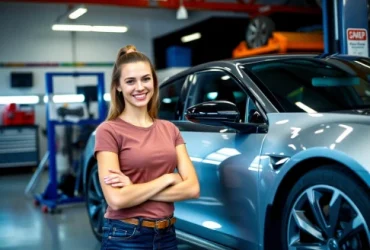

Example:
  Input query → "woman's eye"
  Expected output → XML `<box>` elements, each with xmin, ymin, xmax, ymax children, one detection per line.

<box><xmin>143</xmin><ymin>77</ymin><xmax>151</xmax><ymax>82</ymax></box>
<box><xmin>126</xmin><ymin>80</ymin><xmax>134</xmax><ymax>84</ymax></box>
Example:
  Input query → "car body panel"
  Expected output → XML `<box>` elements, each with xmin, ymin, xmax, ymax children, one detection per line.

<box><xmin>173</xmin><ymin>120</ymin><xmax>266</xmax><ymax>249</ymax></box>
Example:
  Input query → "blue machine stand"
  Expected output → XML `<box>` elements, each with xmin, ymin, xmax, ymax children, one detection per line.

<box><xmin>322</xmin><ymin>0</ymin><xmax>369</xmax><ymax>56</ymax></box>
<box><xmin>34</xmin><ymin>72</ymin><xmax>107</xmax><ymax>213</ymax></box>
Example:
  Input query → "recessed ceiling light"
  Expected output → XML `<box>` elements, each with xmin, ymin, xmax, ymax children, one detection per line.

<box><xmin>52</xmin><ymin>24</ymin><xmax>128</xmax><ymax>33</ymax></box>
<box><xmin>69</xmin><ymin>7</ymin><xmax>88</xmax><ymax>19</ymax></box>
<box><xmin>181</xmin><ymin>32</ymin><xmax>201</xmax><ymax>43</ymax></box>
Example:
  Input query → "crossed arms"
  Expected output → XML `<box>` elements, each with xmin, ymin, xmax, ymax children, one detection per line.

<box><xmin>96</xmin><ymin>144</ymin><xmax>200</xmax><ymax>210</ymax></box>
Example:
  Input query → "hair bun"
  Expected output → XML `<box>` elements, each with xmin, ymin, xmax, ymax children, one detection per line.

<box><xmin>118</xmin><ymin>44</ymin><xmax>137</xmax><ymax>58</ymax></box>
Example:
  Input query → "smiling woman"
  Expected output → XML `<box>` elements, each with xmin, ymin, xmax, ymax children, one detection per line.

<box><xmin>93</xmin><ymin>45</ymin><xmax>200</xmax><ymax>250</ymax></box>
<box><xmin>118</xmin><ymin>62</ymin><xmax>154</xmax><ymax>109</ymax></box>
<box><xmin>106</xmin><ymin>45</ymin><xmax>159</xmax><ymax>120</ymax></box>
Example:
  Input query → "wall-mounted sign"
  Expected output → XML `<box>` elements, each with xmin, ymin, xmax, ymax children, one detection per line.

<box><xmin>347</xmin><ymin>28</ymin><xmax>368</xmax><ymax>56</ymax></box>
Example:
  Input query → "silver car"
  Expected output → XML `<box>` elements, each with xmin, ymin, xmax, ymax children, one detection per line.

<box><xmin>82</xmin><ymin>54</ymin><xmax>370</xmax><ymax>250</ymax></box>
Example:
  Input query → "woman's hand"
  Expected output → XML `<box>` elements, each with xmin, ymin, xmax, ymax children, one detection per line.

<box><xmin>170</xmin><ymin>173</ymin><xmax>183</xmax><ymax>185</ymax></box>
<box><xmin>104</xmin><ymin>169</ymin><xmax>132</xmax><ymax>188</ymax></box>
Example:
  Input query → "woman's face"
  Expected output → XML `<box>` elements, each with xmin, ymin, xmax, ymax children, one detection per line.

<box><xmin>117</xmin><ymin>61</ymin><xmax>154</xmax><ymax>109</ymax></box>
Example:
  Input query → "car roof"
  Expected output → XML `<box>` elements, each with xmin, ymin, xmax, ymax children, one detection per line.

<box><xmin>231</xmin><ymin>53</ymin><xmax>369</xmax><ymax>64</ymax></box>
<box><xmin>160</xmin><ymin>53</ymin><xmax>368</xmax><ymax>85</ymax></box>
<box><xmin>231</xmin><ymin>53</ymin><xmax>317</xmax><ymax>64</ymax></box>
<box><xmin>161</xmin><ymin>53</ymin><xmax>315</xmax><ymax>83</ymax></box>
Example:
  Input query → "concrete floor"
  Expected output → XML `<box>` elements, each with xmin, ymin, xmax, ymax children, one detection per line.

<box><xmin>0</xmin><ymin>171</ymin><xmax>198</xmax><ymax>250</ymax></box>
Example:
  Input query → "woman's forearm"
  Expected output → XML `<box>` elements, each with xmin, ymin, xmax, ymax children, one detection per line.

<box><xmin>109</xmin><ymin>174</ymin><xmax>173</xmax><ymax>210</ymax></box>
<box><xmin>149</xmin><ymin>179</ymin><xmax>200</xmax><ymax>202</ymax></box>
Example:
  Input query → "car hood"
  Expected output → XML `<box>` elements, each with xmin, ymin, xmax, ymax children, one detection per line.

<box><xmin>263</xmin><ymin>112</ymin><xmax>370</xmax><ymax>173</ymax></box>
<box><xmin>330</xmin><ymin>108</ymin><xmax>370</xmax><ymax>116</ymax></box>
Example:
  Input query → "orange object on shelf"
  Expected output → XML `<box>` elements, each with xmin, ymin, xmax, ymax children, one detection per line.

<box><xmin>232</xmin><ymin>32</ymin><xmax>324</xmax><ymax>58</ymax></box>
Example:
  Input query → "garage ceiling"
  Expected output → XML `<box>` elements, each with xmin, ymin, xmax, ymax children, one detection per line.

<box><xmin>10</xmin><ymin>0</ymin><xmax>321</xmax><ymax>14</ymax></box>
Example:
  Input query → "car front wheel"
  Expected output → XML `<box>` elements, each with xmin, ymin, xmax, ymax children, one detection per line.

<box><xmin>282</xmin><ymin>167</ymin><xmax>370</xmax><ymax>250</ymax></box>
<box><xmin>86</xmin><ymin>163</ymin><xmax>106</xmax><ymax>241</ymax></box>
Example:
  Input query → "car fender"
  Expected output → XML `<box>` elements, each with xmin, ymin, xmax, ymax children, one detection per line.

<box><xmin>259</xmin><ymin>112</ymin><xmax>370</xmax><ymax>247</ymax></box>
<box><xmin>265</xmin><ymin>147</ymin><xmax>369</xmax><ymax>207</ymax></box>
<box><xmin>261</xmin><ymin>113</ymin><xmax>370</xmax><ymax>206</ymax></box>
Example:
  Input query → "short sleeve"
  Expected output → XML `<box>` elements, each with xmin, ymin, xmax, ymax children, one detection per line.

<box><xmin>173</xmin><ymin>124</ymin><xmax>185</xmax><ymax>146</ymax></box>
<box><xmin>94</xmin><ymin>122</ymin><xmax>119</xmax><ymax>158</ymax></box>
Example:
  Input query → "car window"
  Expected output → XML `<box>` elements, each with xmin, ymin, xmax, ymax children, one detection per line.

<box><xmin>158</xmin><ymin>77</ymin><xmax>186</xmax><ymax>120</ymax></box>
<box><xmin>242</xmin><ymin>58</ymin><xmax>370</xmax><ymax>112</ymax></box>
<box><xmin>189</xmin><ymin>71</ymin><xmax>248</xmax><ymax>122</ymax></box>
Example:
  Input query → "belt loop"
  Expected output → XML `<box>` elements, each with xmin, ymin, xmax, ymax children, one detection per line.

<box><xmin>165</xmin><ymin>217</ymin><xmax>172</xmax><ymax>232</ymax></box>
<box><xmin>137</xmin><ymin>217</ymin><xmax>143</xmax><ymax>231</ymax></box>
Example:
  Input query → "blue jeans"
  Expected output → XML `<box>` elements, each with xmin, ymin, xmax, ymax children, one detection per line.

<box><xmin>101</xmin><ymin>218</ymin><xmax>178</xmax><ymax>250</ymax></box>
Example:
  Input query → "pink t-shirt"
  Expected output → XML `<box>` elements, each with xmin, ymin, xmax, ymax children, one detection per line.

<box><xmin>94</xmin><ymin>118</ymin><xmax>185</xmax><ymax>220</ymax></box>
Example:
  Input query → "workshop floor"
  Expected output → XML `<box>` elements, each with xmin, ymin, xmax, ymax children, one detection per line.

<box><xmin>0</xmin><ymin>171</ymin><xmax>197</xmax><ymax>250</ymax></box>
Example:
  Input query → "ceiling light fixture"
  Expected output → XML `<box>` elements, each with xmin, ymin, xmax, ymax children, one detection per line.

<box><xmin>176</xmin><ymin>0</ymin><xmax>188</xmax><ymax>20</ymax></box>
<box><xmin>52</xmin><ymin>24</ymin><xmax>128</xmax><ymax>33</ymax></box>
<box><xmin>69</xmin><ymin>6</ymin><xmax>88</xmax><ymax>20</ymax></box>
<box><xmin>45</xmin><ymin>94</ymin><xmax>85</xmax><ymax>103</ymax></box>
<box><xmin>181</xmin><ymin>32</ymin><xmax>201</xmax><ymax>43</ymax></box>
<box><xmin>0</xmin><ymin>95</ymin><xmax>40</xmax><ymax>105</ymax></box>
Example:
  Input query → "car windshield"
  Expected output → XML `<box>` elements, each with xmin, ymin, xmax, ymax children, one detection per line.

<box><xmin>242</xmin><ymin>57</ymin><xmax>370</xmax><ymax>112</ymax></box>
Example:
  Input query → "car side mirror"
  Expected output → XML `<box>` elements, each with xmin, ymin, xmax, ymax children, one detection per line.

<box><xmin>186</xmin><ymin>101</ymin><xmax>268</xmax><ymax>134</ymax></box>
<box><xmin>185</xmin><ymin>101</ymin><xmax>240</xmax><ymax>126</ymax></box>
<box><xmin>249</xmin><ymin>109</ymin><xmax>264</xmax><ymax>123</ymax></box>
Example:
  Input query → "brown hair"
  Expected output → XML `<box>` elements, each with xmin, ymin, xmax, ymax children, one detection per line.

<box><xmin>106</xmin><ymin>45</ymin><xmax>159</xmax><ymax>121</ymax></box>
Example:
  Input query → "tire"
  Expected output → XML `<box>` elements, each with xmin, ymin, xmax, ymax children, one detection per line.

<box><xmin>281</xmin><ymin>166</ymin><xmax>370</xmax><ymax>250</ymax></box>
<box><xmin>86</xmin><ymin>163</ymin><xmax>106</xmax><ymax>241</ymax></box>
<box><xmin>245</xmin><ymin>16</ymin><xmax>275</xmax><ymax>49</ymax></box>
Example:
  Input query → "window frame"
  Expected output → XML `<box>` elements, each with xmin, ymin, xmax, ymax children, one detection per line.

<box><xmin>185</xmin><ymin>68</ymin><xmax>261</xmax><ymax>124</ymax></box>
<box><xmin>158</xmin><ymin>75</ymin><xmax>190</xmax><ymax>121</ymax></box>
<box><xmin>242</xmin><ymin>57</ymin><xmax>370</xmax><ymax>113</ymax></box>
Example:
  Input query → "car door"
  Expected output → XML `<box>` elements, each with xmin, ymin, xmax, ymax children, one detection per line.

<box><xmin>173</xmin><ymin>69</ymin><xmax>268</xmax><ymax>249</ymax></box>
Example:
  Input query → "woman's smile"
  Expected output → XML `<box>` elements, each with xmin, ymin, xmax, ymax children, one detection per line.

<box><xmin>132</xmin><ymin>92</ymin><xmax>148</xmax><ymax>101</ymax></box>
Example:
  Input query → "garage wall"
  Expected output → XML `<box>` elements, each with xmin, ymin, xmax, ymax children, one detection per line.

<box><xmin>0</xmin><ymin>2</ymin><xmax>248</xmax><ymax>160</ymax></box>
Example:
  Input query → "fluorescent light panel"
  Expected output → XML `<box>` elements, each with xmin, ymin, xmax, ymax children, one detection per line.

<box><xmin>0</xmin><ymin>96</ymin><xmax>39</xmax><ymax>104</ymax></box>
<box><xmin>45</xmin><ymin>94</ymin><xmax>111</xmax><ymax>103</ymax></box>
<box><xmin>181</xmin><ymin>32</ymin><xmax>201</xmax><ymax>43</ymax></box>
<box><xmin>0</xmin><ymin>94</ymin><xmax>110</xmax><ymax>105</ymax></box>
<box><xmin>44</xmin><ymin>94</ymin><xmax>85</xmax><ymax>103</ymax></box>
<box><xmin>69</xmin><ymin>7</ymin><xmax>87</xmax><ymax>19</ymax></box>
<box><xmin>52</xmin><ymin>24</ymin><xmax>128</xmax><ymax>33</ymax></box>
<box><xmin>92</xmin><ymin>26</ymin><xmax>128</xmax><ymax>33</ymax></box>
<box><xmin>52</xmin><ymin>24</ymin><xmax>90</xmax><ymax>32</ymax></box>
<box><xmin>53</xmin><ymin>94</ymin><xmax>85</xmax><ymax>103</ymax></box>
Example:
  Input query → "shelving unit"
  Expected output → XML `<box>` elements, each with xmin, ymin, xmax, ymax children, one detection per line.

<box><xmin>0</xmin><ymin>125</ymin><xmax>39</xmax><ymax>168</ymax></box>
